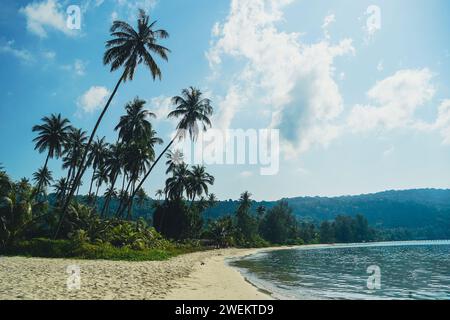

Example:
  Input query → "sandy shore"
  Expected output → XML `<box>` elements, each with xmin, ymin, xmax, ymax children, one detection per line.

<box><xmin>0</xmin><ymin>246</ymin><xmax>296</xmax><ymax>300</ymax></box>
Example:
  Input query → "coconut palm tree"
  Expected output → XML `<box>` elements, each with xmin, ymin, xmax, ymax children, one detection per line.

<box><xmin>88</xmin><ymin>137</ymin><xmax>108</xmax><ymax>195</ymax></box>
<box><xmin>101</xmin><ymin>186</ymin><xmax>117</xmax><ymax>218</ymax></box>
<box><xmin>59</xmin><ymin>9</ymin><xmax>170</xmax><ymax>229</ymax></box>
<box><xmin>61</xmin><ymin>128</ymin><xmax>88</xmax><ymax>199</ymax></box>
<box><xmin>155</xmin><ymin>189</ymin><xmax>164</xmax><ymax>200</ymax></box>
<box><xmin>136</xmin><ymin>188</ymin><xmax>148</xmax><ymax>208</ymax></box>
<box><xmin>32</xmin><ymin>166</ymin><xmax>53</xmax><ymax>196</ymax></box>
<box><xmin>128</xmin><ymin>87</ymin><xmax>213</xmax><ymax>206</ymax></box>
<box><xmin>165</xmin><ymin>163</ymin><xmax>191</xmax><ymax>201</ymax></box>
<box><xmin>32</xmin><ymin>114</ymin><xmax>71</xmax><ymax>195</ymax></box>
<box><xmin>53</xmin><ymin>178</ymin><xmax>68</xmax><ymax>204</ymax></box>
<box><xmin>188</xmin><ymin>165</ymin><xmax>214</xmax><ymax>205</ymax></box>
<box><xmin>115</xmin><ymin>97</ymin><xmax>156</xmax><ymax>143</ymax></box>
<box><xmin>207</xmin><ymin>193</ymin><xmax>218</xmax><ymax>208</ymax></box>
<box><xmin>165</xmin><ymin>149</ymin><xmax>184</xmax><ymax>174</ymax></box>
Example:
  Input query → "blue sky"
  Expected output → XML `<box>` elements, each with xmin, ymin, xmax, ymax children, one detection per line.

<box><xmin>0</xmin><ymin>0</ymin><xmax>449</xmax><ymax>201</ymax></box>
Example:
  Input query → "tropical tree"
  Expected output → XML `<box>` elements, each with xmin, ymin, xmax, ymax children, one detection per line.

<box><xmin>32</xmin><ymin>114</ymin><xmax>71</xmax><ymax>195</ymax></box>
<box><xmin>136</xmin><ymin>188</ymin><xmax>148</xmax><ymax>208</ymax></box>
<box><xmin>59</xmin><ymin>9</ymin><xmax>170</xmax><ymax>231</ymax></box>
<box><xmin>164</xmin><ymin>163</ymin><xmax>191</xmax><ymax>200</ymax></box>
<box><xmin>115</xmin><ymin>97</ymin><xmax>156</xmax><ymax>143</ymax></box>
<box><xmin>188</xmin><ymin>165</ymin><xmax>214</xmax><ymax>204</ymax></box>
<box><xmin>129</xmin><ymin>87</ymin><xmax>213</xmax><ymax>205</ymax></box>
<box><xmin>165</xmin><ymin>149</ymin><xmax>184</xmax><ymax>174</ymax></box>
<box><xmin>32</xmin><ymin>166</ymin><xmax>53</xmax><ymax>196</ymax></box>
<box><xmin>88</xmin><ymin>137</ymin><xmax>108</xmax><ymax>195</ymax></box>
<box><xmin>53</xmin><ymin>178</ymin><xmax>68</xmax><ymax>204</ymax></box>
<box><xmin>155</xmin><ymin>189</ymin><xmax>164</xmax><ymax>200</ymax></box>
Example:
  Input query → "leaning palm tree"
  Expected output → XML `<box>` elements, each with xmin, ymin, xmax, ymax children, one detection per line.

<box><xmin>128</xmin><ymin>87</ymin><xmax>213</xmax><ymax>206</ymax></box>
<box><xmin>32</xmin><ymin>166</ymin><xmax>53</xmax><ymax>196</ymax></box>
<box><xmin>59</xmin><ymin>9</ymin><xmax>170</xmax><ymax>230</ymax></box>
<box><xmin>188</xmin><ymin>165</ymin><xmax>215</xmax><ymax>205</ymax></box>
<box><xmin>32</xmin><ymin>114</ymin><xmax>71</xmax><ymax>195</ymax></box>
<box><xmin>88</xmin><ymin>137</ymin><xmax>108</xmax><ymax>196</ymax></box>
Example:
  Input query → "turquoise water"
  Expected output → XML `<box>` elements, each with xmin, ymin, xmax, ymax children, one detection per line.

<box><xmin>230</xmin><ymin>241</ymin><xmax>450</xmax><ymax>300</ymax></box>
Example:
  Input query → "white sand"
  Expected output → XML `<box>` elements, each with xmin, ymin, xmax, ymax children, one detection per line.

<box><xmin>0</xmin><ymin>246</ymin><xmax>302</xmax><ymax>300</ymax></box>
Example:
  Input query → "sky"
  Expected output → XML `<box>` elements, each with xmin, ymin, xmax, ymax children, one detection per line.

<box><xmin>0</xmin><ymin>0</ymin><xmax>449</xmax><ymax>201</ymax></box>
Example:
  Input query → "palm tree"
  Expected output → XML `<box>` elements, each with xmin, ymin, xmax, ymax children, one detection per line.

<box><xmin>53</xmin><ymin>178</ymin><xmax>68</xmax><ymax>204</ymax></box>
<box><xmin>188</xmin><ymin>165</ymin><xmax>214</xmax><ymax>205</ymax></box>
<box><xmin>88</xmin><ymin>137</ymin><xmax>108</xmax><ymax>195</ymax></box>
<box><xmin>136</xmin><ymin>188</ymin><xmax>148</xmax><ymax>208</ymax></box>
<box><xmin>128</xmin><ymin>87</ymin><xmax>213</xmax><ymax>206</ymax></box>
<box><xmin>256</xmin><ymin>205</ymin><xmax>266</xmax><ymax>221</ymax></box>
<box><xmin>101</xmin><ymin>186</ymin><xmax>117</xmax><ymax>218</ymax></box>
<box><xmin>155</xmin><ymin>189</ymin><xmax>164</xmax><ymax>200</ymax></box>
<box><xmin>207</xmin><ymin>193</ymin><xmax>218</xmax><ymax>208</ymax></box>
<box><xmin>32</xmin><ymin>114</ymin><xmax>71</xmax><ymax>195</ymax></box>
<box><xmin>100</xmin><ymin>143</ymin><xmax>123</xmax><ymax>216</ymax></box>
<box><xmin>115</xmin><ymin>97</ymin><xmax>156</xmax><ymax>143</ymax></box>
<box><xmin>165</xmin><ymin>149</ymin><xmax>184</xmax><ymax>174</ymax></box>
<box><xmin>165</xmin><ymin>163</ymin><xmax>191</xmax><ymax>201</ymax></box>
<box><xmin>61</xmin><ymin>128</ymin><xmax>88</xmax><ymax>198</ymax></box>
<box><xmin>32</xmin><ymin>166</ymin><xmax>53</xmax><ymax>195</ymax></box>
<box><xmin>59</xmin><ymin>9</ymin><xmax>170</xmax><ymax>229</ymax></box>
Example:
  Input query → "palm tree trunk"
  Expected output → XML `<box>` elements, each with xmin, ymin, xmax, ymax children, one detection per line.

<box><xmin>115</xmin><ymin>178</ymin><xmax>133</xmax><ymax>218</ymax></box>
<box><xmin>124</xmin><ymin>134</ymin><xmax>178</xmax><ymax>212</ymax></box>
<box><xmin>101</xmin><ymin>173</ymin><xmax>118</xmax><ymax>218</ymax></box>
<box><xmin>55</xmin><ymin>72</ymin><xmax>125</xmax><ymax>239</ymax></box>
<box><xmin>36</xmin><ymin>151</ymin><xmax>50</xmax><ymax>197</ymax></box>
<box><xmin>88</xmin><ymin>168</ymin><xmax>96</xmax><ymax>195</ymax></box>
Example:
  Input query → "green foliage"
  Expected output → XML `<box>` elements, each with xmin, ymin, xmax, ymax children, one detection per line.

<box><xmin>205</xmin><ymin>215</ymin><xmax>235</xmax><ymax>248</ymax></box>
<box><xmin>259</xmin><ymin>201</ymin><xmax>298</xmax><ymax>244</ymax></box>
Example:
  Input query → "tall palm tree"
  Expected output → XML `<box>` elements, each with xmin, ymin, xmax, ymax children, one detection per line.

<box><xmin>32</xmin><ymin>166</ymin><xmax>53</xmax><ymax>195</ymax></box>
<box><xmin>59</xmin><ymin>9</ymin><xmax>170</xmax><ymax>230</ymax></box>
<box><xmin>188</xmin><ymin>165</ymin><xmax>214</xmax><ymax>204</ymax></box>
<box><xmin>164</xmin><ymin>163</ymin><xmax>191</xmax><ymax>201</ymax></box>
<box><xmin>115</xmin><ymin>97</ymin><xmax>156</xmax><ymax>143</ymax></box>
<box><xmin>61</xmin><ymin>128</ymin><xmax>88</xmax><ymax>197</ymax></box>
<box><xmin>88</xmin><ymin>137</ymin><xmax>109</xmax><ymax>195</ymax></box>
<box><xmin>129</xmin><ymin>87</ymin><xmax>213</xmax><ymax>205</ymax></box>
<box><xmin>101</xmin><ymin>186</ymin><xmax>117</xmax><ymax>218</ymax></box>
<box><xmin>165</xmin><ymin>149</ymin><xmax>184</xmax><ymax>174</ymax></box>
<box><xmin>32</xmin><ymin>114</ymin><xmax>71</xmax><ymax>195</ymax></box>
<box><xmin>100</xmin><ymin>143</ymin><xmax>123</xmax><ymax>216</ymax></box>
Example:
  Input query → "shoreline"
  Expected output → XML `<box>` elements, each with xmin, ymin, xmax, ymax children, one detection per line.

<box><xmin>0</xmin><ymin>245</ymin><xmax>302</xmax><ymax>300</ymax></box>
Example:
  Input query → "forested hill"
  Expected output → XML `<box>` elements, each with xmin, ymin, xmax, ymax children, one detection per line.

<box><xmin>204</xmin><ymin>189</ymin><xmax>450</xmax><ymax>230</ymax></box>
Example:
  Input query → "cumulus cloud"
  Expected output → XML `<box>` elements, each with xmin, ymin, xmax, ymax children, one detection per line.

<box><xmin>206</xmin><ymin>0</ymin><xmax>354</xmax><ymax>157</ymax></box>
<box><xmin>77</xmin><ymin>86</ymin><xmax>110</xmax><ymax>113</ymax></box>
<box><xmin>322</xmin><ymin>13</ymin><xmax>335</xmax><ymax>39</ymax></box>
<box><xmin>347</xmin><ymin>69</ymin><xmax>436</xmax><ymax>132</ymax></box>
<box><xmin>0</xmin><ymin>40</ymin><xmax>34</xmax><ymax>63</ymax></box>
<box><xmin>431</xmin><ymin>99</ymin><xmax>450</xmax><ymax>145</ymax></box>
<box><xmin>19</xmin><ymin>0</ymin><xmax>75</xmax><ymax>38</ymax></box>
<box><xmin>148</xmin><ymin>95</ymin><xmax>173</xmax><ymax>120</ymax></box>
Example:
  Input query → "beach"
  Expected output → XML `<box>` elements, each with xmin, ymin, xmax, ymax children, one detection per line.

<box><xmin>0</xmin><ymin>247</ymin><xmax>278</xmax><ymax>300</ymax></box>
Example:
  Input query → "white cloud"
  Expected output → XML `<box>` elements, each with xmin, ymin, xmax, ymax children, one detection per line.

<box><xmin>19</xmin><ymin>0</ymin><xmax>75</xmax><ymax>38</ymax></box>
<box><xmin>431</xmin><ymin>99</ymin><xmax>450</xmax><ymax>145</ymax></box>
<box><xmin>0</xmin><ymin>40</ymin><xmax>34</xmax><ymax>63</ymax></box>
<box><xmin>322</xmin><ymin>13</ymin><xmax>335</xmax><ymax>39</ymax></box>
<box><xmin>207</xmin><ymin>0</ymin><xmax>354</xmax><ymax>157</ymax></box>
<box><xmin>114</xmin><ymin>0</ymin><xmax>158</xmax><ymax>21</ymax></box>
<box><xmin>77</xmin><ymin>86</ymin><xmax>110</xmax><ymax>113</ymax></box>
<box><xmin>347</xmin><ymin>69</ymin><xmax>436</xmax><ymax>132</ymax></box>
<box><xmin>61</xmin><ymin>59</ymin><xmax>87</xmax><ymax>76</ymax></box>
<box><xmin>148</xmin><ymin>95</ymin><xmax>173</xmax><ymax>121</ymax></box>
<box><xmin>383</xmin><ymin>145</ymin><xmax>395</xmax><ymax>157</ymax></box>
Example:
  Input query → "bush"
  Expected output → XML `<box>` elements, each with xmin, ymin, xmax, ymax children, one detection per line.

<box><xmin>3</xmin><ymin>237</ymin><xmax>188</xmax><ymax>261</ymax></box>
